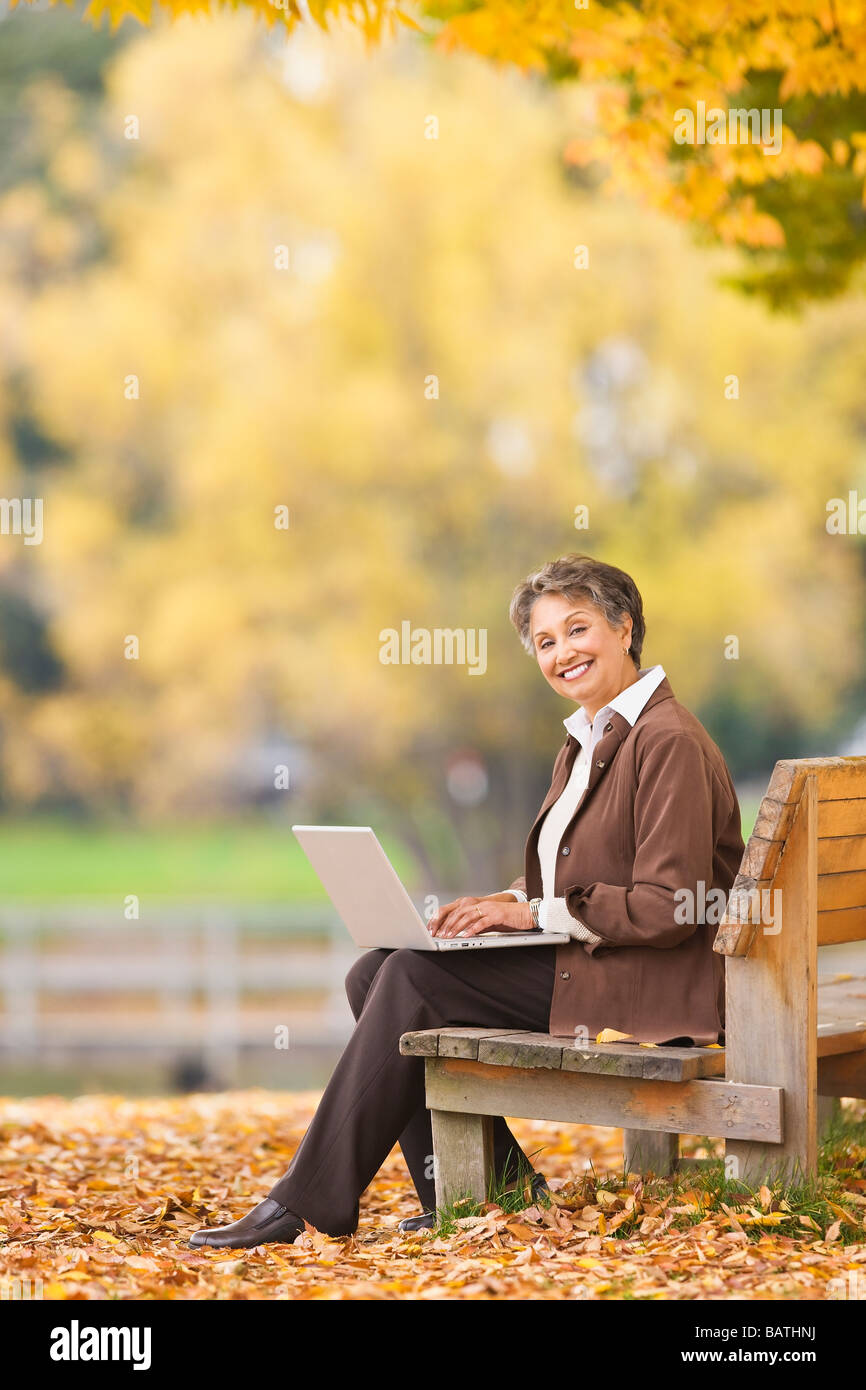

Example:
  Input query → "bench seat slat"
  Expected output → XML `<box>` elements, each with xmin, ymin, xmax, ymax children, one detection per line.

<box><xmin>561</xmin><ymin>1043</ymin><xmax>724</xmax><ymax>1081</ymax></box>
<box><xmin>478</xmin><ymin>1032</ymin><xmax>564</xmax><ymax>1069</ymax></box>
<box><xmin>402</xmin><ymin>1023</ymin><xmax>866</xmax><ymax>1073</ymax></box>
<box><xmin>400</xmin><ymin>1028</ymin><xmax>726</xmax><ymax>1080</ymax></box>
<box><xmin>816</xmin><ymin>1024</ymin><xmax>866</xmax><ymax>1058</ymax></box>
<box><xmin>398</xmin><ymin>1027</ymin><xmax>525</xmax><ymax>1058</ymax></box>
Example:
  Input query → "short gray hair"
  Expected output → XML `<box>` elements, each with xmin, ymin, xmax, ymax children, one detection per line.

<box><xmin>509</xmin><ymin>554</ymin><xmax>645</xmax><ymax>668</ymax></box>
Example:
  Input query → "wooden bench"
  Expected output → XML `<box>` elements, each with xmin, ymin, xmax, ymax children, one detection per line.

<box><xmin>400</xmin><ymin>756</ymin><xmax>866</xmax><ymax>1203</ymax></box>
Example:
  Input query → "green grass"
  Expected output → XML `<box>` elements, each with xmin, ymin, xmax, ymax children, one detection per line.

<box><xmin>739</xmin><ymin>796</ymin><xmax>762</xmax><ymax>842</ymax></box>
<box><xmin>432</xmin><ymin>1146</ymin><xmax>553</xmax><ymax>1235</ymax></box>
<box><xmin>0</xmin><ymin>793</ymin><xmax>763</xmax><ymax>902</ymax></box>
<box><xmin>0</xmin><ymin>816</ymin><xmax>416</xmax><ymax>901</ymax></box>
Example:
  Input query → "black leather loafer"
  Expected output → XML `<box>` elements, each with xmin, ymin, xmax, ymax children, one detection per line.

<box><xmin>396</xmin><ymin>1171</ymin><xmax>551</xmax><ymax>1233</ymax></box>
<box><xmin>396</xmin><ymin>1209</ymin><xmax>437</xmax><ymax>1233</ymax></box>
<box><xmin>189</xmin><ymin>1197</ymin><xmax>306</xmax><ymax>1249</ymax></box>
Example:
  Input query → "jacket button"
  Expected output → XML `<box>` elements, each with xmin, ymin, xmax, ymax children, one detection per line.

<box><xmin>604</xmin><ymin>722</ymin><xmax>612</xmax><ymax>731</ymax></box>
<box><xmin>596</xmin><ymin>760</ymin><xmax>605</xmax><ymax>768</ymax></box>
<box><xmin>561</xmin><ymin>845</ymin><xmax>570</xmax><ymax>856</ymax></box>
<box><xmin>559</xmin><ymin>970</ymin><xmax>571</xmax><ymax>980</ymax></box>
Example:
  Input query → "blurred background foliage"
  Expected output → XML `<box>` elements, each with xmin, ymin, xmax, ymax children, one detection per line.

<box><xmin>0</xmin><ymin>3</ymin><xmax>865</xmax><ymax>895</ymax></box>
<box><xmin>16</xmin><ymin>0</ymin><xmax>866</xmax><ymax>308</ymax></box>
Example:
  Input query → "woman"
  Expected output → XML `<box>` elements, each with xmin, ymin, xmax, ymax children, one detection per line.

<box><xmin>190</xmin><ymin>553</ymin><xmax>745</xmax><ymax>1248</ymax></box>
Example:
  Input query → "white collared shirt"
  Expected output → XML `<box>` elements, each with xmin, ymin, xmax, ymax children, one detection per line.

<box><xmin>511</xmin><ymin>665</ymin><xmax>667</xmax><ymax>940</ymax></box>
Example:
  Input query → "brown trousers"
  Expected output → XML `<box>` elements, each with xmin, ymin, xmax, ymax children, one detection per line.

<box><xmin>266</xmin><ymin>943</ymin><xmax>557</xmax><ymax>1235</ymax></box>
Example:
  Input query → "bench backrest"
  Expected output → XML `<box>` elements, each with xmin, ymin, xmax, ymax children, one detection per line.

<box><xmin>714</xmin><ymin>755</ymin><xmax>866</xmax><ymax>957</ymax></box>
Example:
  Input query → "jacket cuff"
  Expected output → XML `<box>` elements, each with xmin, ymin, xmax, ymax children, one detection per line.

<box><xmin>504</xmin><ymin>887</ymin><xmax>528</xmax><ymax>902</ymax></box>
<box><xmin>563</xmin><ymin>885</ymin><xmax>612</xmax><ymax>953</ymax></box>
<box><xmin>538</xmin><ymin>896</ymin><xmax>604</xmax><ymax>943</ymax></box>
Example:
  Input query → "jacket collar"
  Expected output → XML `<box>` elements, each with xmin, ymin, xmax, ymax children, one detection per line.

<box><xmin>526</xmin><ymin>674</ymin><xmax>677</xmax><ymax>854</ymax></box>
<box><xmin>562</xmin><ymin>663</ymin><xmax>668</xmax><ymax>751</ymax></box>
<box><xmin>567</xmin><ymin>670</ymin><xmax>675</xmax><ymax>751</ymax></box>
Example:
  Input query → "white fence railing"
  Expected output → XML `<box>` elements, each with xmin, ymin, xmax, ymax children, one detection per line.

<box><xmin>0</xmin><ymin>903</ymin><xmax>362</xmax><ymax>1085</ymax></box>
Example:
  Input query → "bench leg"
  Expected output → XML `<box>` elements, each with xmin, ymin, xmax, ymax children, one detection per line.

<box><xmin>623</xmin><ymin>1128</ymin><xmax>678</xmax><ymax>1177</ymax></box>
<box><xmin>430</xmin><ymin>1108</ymin><xmax>494</xmax><ymax>1210</ymax></box>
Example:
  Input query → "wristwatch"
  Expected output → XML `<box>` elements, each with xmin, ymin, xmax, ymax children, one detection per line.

<box><xmin>529</xmin><ymin>897</ymin><xmax>543</xmax><ymax>930</ymax></box>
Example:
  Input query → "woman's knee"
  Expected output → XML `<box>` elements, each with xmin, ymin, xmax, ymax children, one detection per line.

<box><xmin>369</xmin><ymin>947</ymin><xmax>436</xmax><ymax>1000</ymax></box>
<box><xmin>344</xmin><ymin>947</ymin><xmax>391</xmax><ymax>1017</ymax></box>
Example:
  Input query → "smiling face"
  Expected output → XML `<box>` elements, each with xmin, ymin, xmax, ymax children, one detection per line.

<box><xmin>529</xmin><ymin>591</ymin><xmax>637</xmax><ymax>722</ymax></box>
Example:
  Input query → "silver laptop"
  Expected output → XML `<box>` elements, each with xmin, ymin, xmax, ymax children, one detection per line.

<box><xmin>292</xmin><ymin>826</ymin><xmax>571</xmax><ymax>950</ymax></box>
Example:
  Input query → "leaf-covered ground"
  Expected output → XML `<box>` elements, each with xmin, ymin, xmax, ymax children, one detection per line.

<box><xmin>1</xmin><ymin>1090</ymin><xmax>865</xmax><ymax>1300</ymax></box>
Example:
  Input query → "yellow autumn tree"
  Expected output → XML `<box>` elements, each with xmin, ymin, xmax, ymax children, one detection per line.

<box><xmin>12</xmin><ymin>0</ymin><xmax>866</xmax><ymax>306</ymax></box>
<box><xmin>1</xmin><ymin>16</ymin><xmax>864</xmax><ymax>882</ymax></box>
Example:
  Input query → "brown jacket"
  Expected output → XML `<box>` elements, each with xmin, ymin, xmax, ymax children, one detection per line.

<box><xmin>508</xmin><ymin>675</ymin><xmax>744</xmax><ymax>1046</ymax></box>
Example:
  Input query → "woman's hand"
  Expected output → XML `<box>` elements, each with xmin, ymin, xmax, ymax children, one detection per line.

<box><xmin>427</xmin><ymin>894</ymin><xmax>536</xmax><ymax>938</ymax></box>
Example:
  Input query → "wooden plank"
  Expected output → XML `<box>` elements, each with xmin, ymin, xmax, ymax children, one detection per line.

<box><xmin>818</xmin><ymin>836</ymin><xmax>866</xmax><ymax>874</ymax></box>
<box><xmin>623</xmin><ymin>1129</ymin><xmax>678</xmax><ymax>1176</ymax></box>
<box><xmin>560</xmin><ymin>1041</ymin><xmax>725</xmax><ymax>1081</ymax></box>
<box><xmin>817</xmin><ymin>869</ymin><xmax>866</xmax><ymax>911</ymax></box>
<box><xmin>810</xmin><ymin>758</ymin><xmax>866</xmax><ymax>801</ymax></box>
<box><xmin>437</xmin><ymin>1028</ymin><xmax>524</xmax><ymax>1060</ymax></box>
<box><xmin>726</xmin><ymin>874</ymin><xmax>769</xmax><ymax>912</ymax></box>
<box><xmin>406</xmin><ymin>1030</ymin><xmax>726</xmax><ymax>1079</ymax></box>
<box><xmin>766</xmin><ymin>757</ymin><xmax>866</xmax><ymax>805</ymax></box>
<box><xmin>752</xmin><ymin>796</ymin><xmax>796</xmax><ymax>842</ymax></box>
<box><xmin>638</xmin><ymin>1047</ymin><xmax>726</xmax><ymax>1081</ymax></box>
<box><xmin>714</xmin><ymin>853</ymin><xmax>862</xmax><ymax>960</ymax></box>
<box><xmin>741</xmin><ymin>835</ymin><xmax>784</xmax><ymax>881</ymax></box>
<box><xmin>399</xmin><ymin>1029</ymin><xmax>444</xmax><ymax>1057</ymax></box>
<box><xmin>748</xmin><ymin>799</ymin><xmax>865</xmax><ymax>846</ymax></box>
<box><xmin>424</xmin><ymin>1057</ymin><xmax>783</xmax><ymax>1141</ymax></box>
<box><xmin>478</xmin><ymin>1033</ymin><xmax>564</xmax><ymax>1069</ymax></box>
<box><xmin>725</xmin><ymin>774</ymin><xmax>818</xmax><ymax>1185</ymax></box>
<box><xmin>713</xmin><ymin>925</ymin><xmax>752</xmax><ymax>957</ymax></box>
<box><xmin>819</xmin><ymin>800</ymin><xmax>866</xmax><ymax>837</ymax></box>
<box><xmin>399</xmin><ymin>1028</ymin><xmax>527</xmax><ymax>1059</ymax></box>
<box><xmin>817</xmin><ymin>1050</ymin><xmax>866</xmax><ymax>1099</ymax></box>
<box><xmin>714</xmin><ymin>874</ymin><xmax>771</xmax><ymax>957</ymax></box>
<box><xmin>430</xmin><ymin>1108</ymin><xmax>494</xmax><ymax>1208</ymax></box>
<box><xmin>721</xmin><ymin>780</ymin><xmax>866</xmax><ymax>955</ymax></box>
<box><xmin>408</xmin><ymin>1023</ymin><xmax>863</xmax><ymax>1068</ymax></box>
<box><xmin>816</xmin><ymin>1025</ymin><xmax>866</xmax><ymax>1058</ymax></box>
<box><xmin>818</xmin><ymin>907</ymin><xmax>866</xmax><ymax>946</ymax></box>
